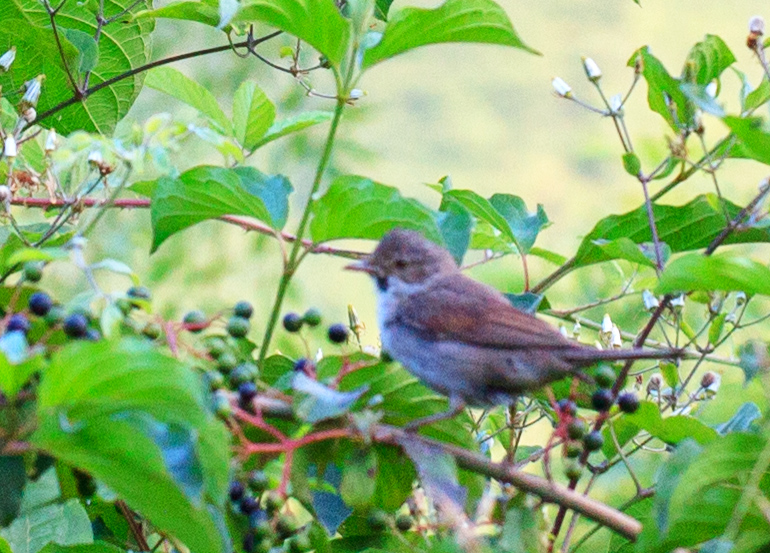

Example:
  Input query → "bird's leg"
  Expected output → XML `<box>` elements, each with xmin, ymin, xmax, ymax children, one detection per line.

<box><xmin>404</xmin><ymin>395</ymin><xmax>466</xmax><ymax>431</ymax></box>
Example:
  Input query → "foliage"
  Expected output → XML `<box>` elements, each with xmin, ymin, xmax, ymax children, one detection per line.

<box><xmin>0</xmin><ymin>2</ymin><xmax>769</xmax><ymax>553</ymax></box>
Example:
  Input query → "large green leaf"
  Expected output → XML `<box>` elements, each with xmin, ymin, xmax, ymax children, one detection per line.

<box><xmin>31</xmin><ymin>339</ymin><xmax>230</xmax><ymax>553</ymax></box>
<box><xmin>488</xmin><ymin>193</ymin><xmax>549</xmax><ymax>254</ymax></box>
<box><xmin>629</xmin><ymin>46</ymin><xmax>694</xmax><ymax>130</ymax></box>
<box><xmin>234</xmin><ymin>0</ymin><xmax>351</xmax><ymax>66</ymax></box>
<box><xmin>145</xmin><ymin>67</ymin><xmax>232</xmax><ymax>134</ymax></box>
<box><xmin>232</xmin><ymin>81</ymin><xmax>276</xmax><ymax>151</ymax></box>
<box><xmin>682</xmin><ymin>35</ymin><xmax>735</xmax><ymax>85</ymax></box>
<box><xmin>572</xmin><ymin>194</ymin><xmax>770</xmax><ymax>269</ymax></box>
<box><xmin>149</xmin><ymin>165</ymin><xmax>292</xmax><ymax>251</ymax></box>
<box><xmin>723</xmin><ymin>116</ymin><xmax>770</xmax><ymax>165</ymax></box>
<box><xmin>250</xmin><ymin>111</ymin><xmax>333</xmax><ymax>150</ymax></box>
<box><xmin>0</xmin><ymin>349</ymin><xmax>45</xmax><ymax>400</ymax></box>
<box><xmin>0</xmin><ymin>0</ymin><xmax>154</xmax><ymax>134</ymax></box>
<box><xmin>310</xmin><ymin>176</ymin><xmax>442</xmax><ymax>244</ymax></box>
<box><xmin>0</xmin><ymin>456</ymin><xmax>25</xmax><ymax>526</ymax></box>
<box><xmin>135</xmin><ymin>0</ymin><xmax>221</xmax><ymax>27</ymax></box>
<box><xmin>362</xmin><ymin>0</ymin><xmax>537</xmax><ymax>68</ymax></box>
<box><xmin>0</xmin><ymin>500</ymin><xmax>92</xmax><ymax>553</ymax></box>
<box><xmin>657</xmin><ymin>253</ymin><xmax>770</xmax><ymax>296</ymax></box>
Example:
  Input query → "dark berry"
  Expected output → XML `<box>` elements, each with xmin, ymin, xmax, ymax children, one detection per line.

<box><xmin>565</xmin><ymin>442</ymin><xmax>582</xmax><ymax>458</ymax></box>
<box><xmin>618</xmin><ymin>392</ymin><xmax>640</xmax><ymax>414</ymax></box>
<box><xmin>564</xmin><ymin>461</ymin><xmax>583</xmax><ymax>481</ymax></box>
<box><xmin>238</xmin><ymin>381</ymin><xmax>258</xmax><ymax>404</ymax></box>
<box><xmin>239</xmin><ymin>495</ymin><xmax>259</xmax><ymax>515</ymax></box>
<box><xmin>595</xmin><ymin>365</ymin><xmax>617</xmax><ymax>389</ymax></box>
<box><xmin>303</xmin><ymin>308</ymin><xmax>322</xmax><ymax>327</ymax></box>
<box><xmin>234</xmin><ymin>301</ymin><xmax>254</xmax><ymax>319</ymax></box>
<box><xmin>242</xmin><ymin>533</ymin><xmax>256</xmax><ymax>553</ymax></box>
<box><xmin>44</xmin><ymin>305</ymin><xmax>65</xmax><ymax>326</ymax></box>
<box><xmin>591</xmin><ymin>389</ymin><xmax>614</xmax><ymax>412</ymax></box>
<box><xmin>249</xmin><ymin>510</ymin><xmax>271</xmax><ymax>537</ymax></box>
<box><xmin>248</xmin><ymin>470</ymin><xmax>269</xmax><ymax>493</ymax></box>
<box><xmin>28</xmin><ymin>292</ymin><xmax>53</xmax><ymax>316</ymax></box>
<box><xmin>327</xmin><ymin>323</ymin><xmax>349</xmax><ymax>344</ymax></box>
<box><xmin>227</xmin><ymin>316</ymin><xmax>250</xmax><ymax>338</ymax></box>
<box><xmin>583</xmin><ymin>431</ymin><xmax>604</xmax><ymax>452</ymax></box>
<box><xmin>366</xmin><ymin>509</ymin><xmax>388</xmax><ymax>532</ymax></box>
<box><xmin>63</xmin><ymin>313</ymin><xmax>89</xmax><ymax>338</ymax></box>
<box><xmin>282</xmin><ymin>312</ymin><xmax>303</xmax><ymax>332</ymax></box>
<box><xmin>217</xmin><ymin>351</ymin><xmax>238</xmax><ymax>372</ymax></box>
<box><xmin>229</xmin><ymin>480</ymin><xmax>245</xmax><ymax>502</ymax></box>
<box><xmin>142</xmin><ymin>322</ymin><xmax>162</xmax><ymax>340</ymax></box>
<box><xmin>566</xmin><ymin>419</ymin><xmax>588</xmax><ymax>440</ymax></box>
<box><xmin>395</xmin><ymin>514</ymin><xmax>413</xmax><ymax>531</ymax></box>
<box><xmin>183</xmin><ymin>310</ymin><xmax>207</xmax><ymax>332</ymax></box>
<box><xmin>127</xmin><ymin>286</ymin><xmax>152</xmax><ymax>301</ymax></box>
<box><xmin>7</xmin><ymin>313</ymin><xmax>30</xmax><ymax>334</ymax></box>
<box><xmin>85</xmin><ymin>329</ymin><xmax>101</xmax><ymax>341</ymax></box>
<box><xmin>557</xmin><ymin>399</ymin><xmax>577</xmax><ymax>418</ymax></box>
<box><xmin>293</xmin><ymin>358</ymin><xmax>311</xmax><ymax>373</ymax></box>
<box><xmin>22</xmin><ymin>262</ymin><xmax>44</xmax><ymax>283</ymax></box>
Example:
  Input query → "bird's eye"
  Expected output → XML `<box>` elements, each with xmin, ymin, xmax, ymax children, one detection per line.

<box><xmin>394</xmin><ymin>259</ymin><xmax>407</xmax><ymax>269</ymax></box>
<box><xmin>376</xmin><ymin>276</ymin><xmax>388</xmax><ymax>291</ymax></box>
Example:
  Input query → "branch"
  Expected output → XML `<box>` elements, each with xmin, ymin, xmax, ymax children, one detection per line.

<box><xmin>704</xmin><ymin>183</ymin><xmax>770</xmax><ymax>255</ymax></box>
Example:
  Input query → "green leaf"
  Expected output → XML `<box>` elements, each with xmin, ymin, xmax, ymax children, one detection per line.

<box><xmin>0</xmin><ymin>456</ymin><xmax>25</xmax><ymax>526</ymax></box>
<box><xmin>150</xmin><ymin>166</ymin><xmax>292</xmax><ymax>251</ymax></box>
<box><xmin>59</xmin><ymin>29</ymin><xmax>99</xmax><ymax>74</ymax></box>
<box><xmin>217</xmin><ymin>0</ymin><xmax>239</xmax><ymax>28</ymax></box>
<box><xmin>660</xmin><ymin>362</ymin><xmax>679</xmax><ymax>389</ymax></box>
<box><xmin>250</xmin><ymin>111</ymin><xmax>333</xmax><ymax>150</ymax></box>
<box><xmin>488</xmin><ymin>193</ymin><xmax>549</xmax><ymax>254</ymax></box>
<box><xmin>589</xmin><ymin>238</ymin><xmax>658</xmax><ymax>268</ymax></box>
<box><xmin>340</xmin><ymin>449</ymin><xmax>377</xmax><ymax>509</ymax></box>
<box><xmin>234</xmin><ymin>0</ymin><xmax>351</xmax><ymax>66</ymax></box>
<box><xmin>657</xmin><ymin>253</ymin><xmax>770</xmax><ymax>295</ymax></box>
<box><xmin>0</xmin><ymin>500</ymin><xmax>92</xmax><ymax>553</ymax></box>
<box><xmin>145</xmin><ymin>67</ymin><xmax>231</xmax><ymax>134</ymax></box>
<box><xmin>629</xmin><ymin>46</ymin><xmax>694</xmax><ymax>130</ymax></box>
<box><xmin>31</xmin><ymin>339</ymin><xmax>230</xmax><ymax>553</ymax></box>
<box><xmin>716</xmin><ymin>403</ymin><xmax>762</xmax><ymax>434</ymax></box>
<box><xmin>374</xmin><ymin>0</ymin><xmax>394</xmax><ymax>20</ymax></box>
<box><xmin>362</xmin><ymin>0</ymin><xmax>538</xmax><ymax>69</ymax></box>
<box><xmin>0</xmin><ymin>0</ymin><xmax>153</xmax><ymax>135</ymax></box>
<box><xmin>682</xmin><ymin>35</ymin><xmax>735</xmax><ymax>85</ymax></box>
<box><xmin>443</xmin><ymin>189</ymin><xmax>512</xmax><ymax>243</ymax></box>
<box><xmin>708</xmin><ymin>313</ymin><xmax>727</xmax><ymax>345</ymax></box>
<box><xmin>0</xmin><ymin>350</ymin><xmax>45</xmax><ymax>400</ymax></box>
<box><xmin>744</xmin><ymin>79</ymin><xmax>770</xmax><ymax>112</ymax></box>
<box><xmin>573</xmin><ymin>194</ymin><xmax>770</xmax><ymax>270</ymax></box>
<box><xmin>622</xmin><ymin>152</ymin><xmax>642</xmax><ymax>176</ymax></box>
<box><xmin>723</xmin><ymin>116</ymin><xmax>770</xmax><ymax>165</ymax></box>
<box><xmin>499</xmin><ymin>497</ymin><xmax>544</xmax><ymax>553</ymax></box>
<box><xmin>40</xmin><ymin>543</ymin><xmax>127</xmax><ymax>553</ymax></box>
<box><xmin>310</xmin><ymin>176</ymin><xmax>442</xmax><ymax>244</ymax></box>
<box><xmin>135</xmin><ymin>1</ymin><xmax>221</xmax><ymax>27</ymax></box>
<box><xmin>737</xmin><ymin>341</ymin><xmax>770</xmax><ymax>382</ymax></box>
<box><xmin>232</xmin><ymin>81</ymin><xmax>276</xmax><ymax>151</ymax></box>
<box><xmin>435</xmin><ymin>198</ymin><xmax>472</xmax><ymax>265</ymax></box>
<box><xmin>371</xmin><ymin>445</ymin><xmax>415</xmax><ymax>512</ymax></box>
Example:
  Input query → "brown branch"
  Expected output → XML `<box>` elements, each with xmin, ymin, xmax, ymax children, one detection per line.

<box><xmin>704</xmin><ymin>184</ymin><xmax>770</xmax><ymax>255</ymax></box>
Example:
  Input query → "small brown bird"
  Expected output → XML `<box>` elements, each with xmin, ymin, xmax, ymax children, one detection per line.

<box><xmin>347</xmin><ymin>228</ymin><xmax>679</xmax><ymax>427</ymax></box>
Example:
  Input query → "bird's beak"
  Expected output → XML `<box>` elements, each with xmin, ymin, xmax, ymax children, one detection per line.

<box><xmin>345</xmin><ymin>258</ymin><xmax>375</xmax><ymax>275</ymax></box>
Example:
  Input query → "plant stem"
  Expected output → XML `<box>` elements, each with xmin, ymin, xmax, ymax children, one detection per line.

<box><xmin>258</xmin><ymin>99</ymin><xmax>346</xmax><ymax>365</ymax></box>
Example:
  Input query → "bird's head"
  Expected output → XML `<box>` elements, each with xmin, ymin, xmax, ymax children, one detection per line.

<box><xmin>346</xmin><ymin>229</ymin><xmax>457</xmax><ymax>291</ymax></box>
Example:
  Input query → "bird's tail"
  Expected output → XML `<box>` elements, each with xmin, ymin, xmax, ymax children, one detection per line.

<box><xmin>563</xmin><ymin>347</ymin><xmax>683</xmax><ymax>366</ymax></box>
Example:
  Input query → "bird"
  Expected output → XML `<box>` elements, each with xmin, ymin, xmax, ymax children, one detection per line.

<box><xmin>346</xmin><ymin>228</ymin><xmax>681</xmax><ymax>428</ymax></box>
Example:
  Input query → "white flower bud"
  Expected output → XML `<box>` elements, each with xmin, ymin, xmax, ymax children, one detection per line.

<box><xmin>0</xmin><ymin>47</ymin><xmax>15</xmax><ymax>72</ymax></box>
<box><xmin>610</xmin><ymin>325</ymin><xmax>622</xmax><ymax>349</ymax></box>
<box><xmin>3</xmin><ymin>135</ymin><xmax>17</xmax><ymax>158</ymax></box>
<box><xmin>670</xmin><ymin>294</ymin><xmax>686</xmax><ymax>309</ymax></box>
<box><xmin>21</xmin><ymin>76</ymin><xmax>44</xmax><ymax>108</ymax></box>
<box><xmin>749</xmin><ymin>16</ymin><xmax>765</xmax><ymax>35</ymax></box>
<box><xmin>601</xmin><ymin>313</ymin><xmax>613</xmax><ymax>334</ymax></box>
<box><xmin>735</xmin><ymin>291</ymin><xmax>747</xmax><ymax>306</ymax></box>
<box><xmin>572</xmin><ymin>320</ymin><xmax>581</xmax><ymax>338</ymax></box>
<box><xmin>22</xmin><ymin>107</ymin><xmax>36</xmax><ymax>123</ymax></box>
<box><xmin>87</xmin><ymin>150</ymin><xmax>103</xmax><ymax>165</ymax></box>
<box><xmin>0</xmin><ymin>185</ymin><xmax>11</xmax><ymax>203</ymax></box>
<box><xmin>552</xmin><ymin>77</ymin><xmax>572</xmax><ymax>98</ymax></box>
<box><xmin>705</xmin><ymin>82</ymin><xmax>717</xmax><ymax>98</ymax></box>
<box><xmin>642</xmin><ymin>290</ymin><xmax>659</xmax><ymax>311</ymax></box>
<box><xmin>349</xmin><ymin>89</ymin><xmax>364</xmax><ymax>100</ymax></box>
<box><xmin>559</xmin><ymin>325</ymin><xmax>569</xmax><ymax>338</ymax></box>
<box><xmin>582</xmin><ymin>57</ymin><xmax>602</xmax><ymax>81</ymax></box>
<box><xmin>45</xmin><ymin>129</ymin><xmax>57</xmax><ymax>152</ymax></box>
<box><xmin>610</xmin><ymin>94</ymin><xmax>622</xmax><ymax>113</ymax></box>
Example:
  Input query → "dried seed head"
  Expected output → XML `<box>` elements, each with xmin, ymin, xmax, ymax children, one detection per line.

<box><xmin>700</xmin><ymin>371</ymin><xmax>720</xmax><ymax>391</ymax></box>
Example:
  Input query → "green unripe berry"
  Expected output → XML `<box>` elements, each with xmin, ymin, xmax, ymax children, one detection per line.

<box><xmin>127</xmin><ymin>286</ymin><xmax>152</xmax><ymax>301</ymax></box>
<box><xmin>395</xmin><ymin>514</ymin><xmax>413</xmax><ymax>531</ymax></box>
<box><xmin>595</xmin><ymin>365</ymin><xmax>617</xmax><ymax>389</ymax></box>
<box><xmin>303</xmin><ymin>308</ymin><xmax>322</xmax><ymax>327</ymax></box>
<box><xmin>566</xmin><ymin>419</ymin><xmax>588</xmax><ymax>440</ymax></box>
<box><xmin>230</xmin><ymin>363</ymin><xmax>257</xmax><ymax>386</ymax></box>
<box><xmin>564</xmin><ymin>461</ymin><xmax>583</xmax><ymax>481</ymax></box>
<box><xmin>248</xmin><ymin>470</ymin><xmax>270</xmax><ymax>493</ymax></box>
<box><xmin>204</xmin><ymin>370</ymin><xmax>225</xmax><ymax>391</ymax></box>
<box><xmin>366</xmin><ymin>509</ymin><xmax>388</xmax><ymax>532</ymax></box>
<box><xmin>227</xmin><ymin>316</ymin><xmax>250</xmax><ymax>338</ymax></box>
<box><xmin>44</xmin><ymin>305</ymin><xmax>65</xmax><ymax>326</ymax></box>
<box><xmin>264</xmin><ymin>491</ymin><xmax>284</xmax><ymax>515</ymax></box>
<box><xmin>22</xmin><ymin>261</ymin><xmax>44</xmax><ymax>282</ymax></box>
<box><xmin>142</xmin><ymin>322</ymin><xmax>162</xmax><ymax>340</ymax></box>
<box><xmin>213</xmin><ymin>391</ymin><xmax>231</xmax><ymax>418</ymax></box>
<box><xmin>234</xmin><ymin>301</ymin><xmax>254</xmax><ymax>319</ymax></box>
<box><xmin>206</xmin><ymin>337</ymin><xmax>228</xmax><ymax>359</ymax></box>
<box><xmin>289</xmin><ymin>533</ymin><xmax>311</xmax><ymax>553</ymax></box>
<box><xmin>217</xmin><ymin>351</ymin><xmax>238</xmax><ymax>372</ymax></box>
<box><xmin>183</xmin><ymin>310</ymin><xmax>207</xmax><ymax>332</ymax></box>
<box><xmin>565</xmin><ymin>442</ymin><xmax>582</xmax><ymax>458</ymax></box>
<box><xmin>583</xmin><ymin>430</ymin><xmax>604</xmax><ymax>452</ymax></box>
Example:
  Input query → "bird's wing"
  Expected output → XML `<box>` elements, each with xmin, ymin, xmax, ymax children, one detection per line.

<box><xmin>396</xmin><ymin>273</ymin><xmax>575</xmax><ymax>350</ymax></box>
